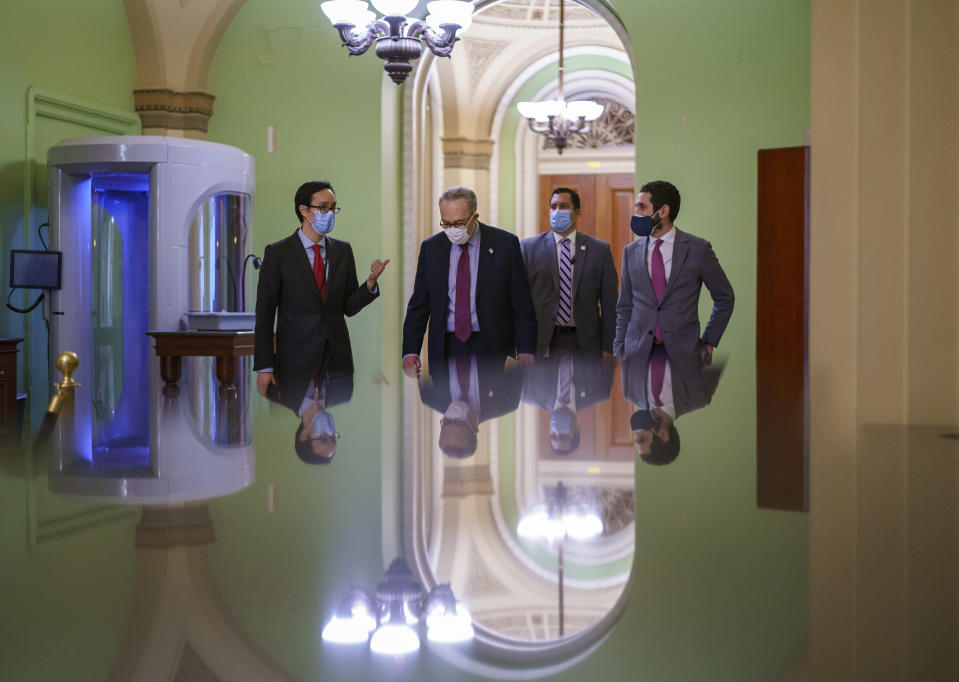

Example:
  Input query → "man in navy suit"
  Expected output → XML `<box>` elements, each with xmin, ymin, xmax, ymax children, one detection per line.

<box><xmin>254</xmin><ymin>180</ymin><xmax>388</xmax><ymax>395</ymax></box>
<box><xmin>402</xmin><ymin>186</ymin><xmax>537</xmax><ymax>375</ymax></box>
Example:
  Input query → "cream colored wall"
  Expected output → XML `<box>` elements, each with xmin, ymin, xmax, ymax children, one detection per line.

<box><xmin>810</xmin><ymin>0</ymin><xmax>959</xmax><ymax>679</ymax></box>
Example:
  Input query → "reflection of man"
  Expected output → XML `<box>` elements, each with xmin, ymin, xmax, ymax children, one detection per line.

<box><xmin>614</xmin><ymin>180</ymin><xmax>734</xmax><ymax>364</ymax></box>
<box><xmin>254</xmin><ymin>180</ymin><xmax>389</xmax><ymax>394</ymax></box>
<box><xmin>521</xmin><ymin>352</ymin><xmax>614</xmax><ymax>455</ymax></box>
<box><xmin>267</xmin><ymin>364</ymin><xmax>354</xmax><ymax>465</ymax></box>
<box><xmin>402</xmin><ymin>186</ymin><xmax>537</xmax><ymax>376</ymax></box>
<box><xmin>520</xmin><ymin>187</ymin><xmax>618</xmax><ymax>358</ymax></box>
<box><xmin>622</xmin><ymin>341</ymin><xmax>724</xmax><ymax>465</ymax></box>
<box><xmin>419</xmin><ymin>354</ymin><xmax>524</xmax><ymax>459</ymax></box>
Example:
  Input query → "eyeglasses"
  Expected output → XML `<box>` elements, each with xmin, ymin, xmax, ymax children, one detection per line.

<box><xmin>310</xmin><ymin>205</ymin><xmax>341</xmax><ymax>214</ymax></box>
<box><xmin>439</xmin><ymin>217</ymin><xmax>473</xmax><ymax>229</ymax></box>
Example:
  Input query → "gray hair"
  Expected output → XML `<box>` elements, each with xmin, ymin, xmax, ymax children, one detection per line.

<box><xmin>438</xmin><ymin>186</ymin><xmax>477</xmax><ymax>215</ymax></box>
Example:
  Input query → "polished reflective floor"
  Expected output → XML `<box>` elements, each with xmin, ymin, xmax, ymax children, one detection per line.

<box><xmin>21</xmin><ymin>325</ymin><xmax>959</xmax><ymax>679</ymax></box>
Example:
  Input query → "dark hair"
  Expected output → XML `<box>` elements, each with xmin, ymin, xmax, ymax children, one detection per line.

<box><xmin>639</xmin><ymin>180</ymin><xmax>681</xmax><ymax>222</ymax></box>
<box><xmin>640</xmin><ymin>424</ymin><xmax>680</xmax><ymax>465</ymax></box>
<box><xmin>294</xmin><ymin>422</ymin><xmax>335</xmax><ymax>465</ymax></box>
<box><xmin>550</xmin><ymin>187</ymin><xmax>581</xmax><ymax>210</ymax></box>
<box><xmin>294</xmin><ymin>180</ymin><xmax>335</xmax><ymax>222</ymax></box>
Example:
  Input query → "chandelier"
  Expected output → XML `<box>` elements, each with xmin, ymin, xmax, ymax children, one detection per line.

<box><xmin>322</xmin><ymin>557</ymin><xmax>475</xmax><ymax>654</ymax></box>
<box><xmin>516</xmin><ymin>0</ymin><xmax>604</xmax><ymax>154</ymax></box>
<box><xmin>320</xmin><ymin>0</ymin><xmax>474</xmax><ymax>84</ymax></box>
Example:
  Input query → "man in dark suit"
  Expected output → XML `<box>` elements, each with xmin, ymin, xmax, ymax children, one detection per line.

<box><xmin>614</xmin><ymin>180</ymin><xmax>734</xmax><ymax>364</ymax></box>
<box><xmin>520</xmin><ymin>187</ymin><xmax>618</xmax><ymax>358</ymax></box>
<box><xmin>254</xmin><ymin>180</ymin><xmax>388</xmax><ymax>395</ymax></box>
<box><xmin>521</xmin><ymin>351</ymin><xmax>614</xmax><ymax>455</ymax></box>
<box><xmin>621</xmin><ymin>340</ymin><xmax>725</xmax><ymax>465</ymax></box>
<box><xmin>419</xmin><ymin>354</ymin><xmax>525</xmax><ymax>459</ymax></box>
<box><xmin>402</xmin><ymin>186</ymin><xmax>537</xmax><ymax>375</ymax></box>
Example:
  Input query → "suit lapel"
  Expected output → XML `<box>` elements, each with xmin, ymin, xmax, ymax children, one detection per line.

<box><xmin>540</xmin><ymin>232</ymin><xmax>559</xmax><ymax>293</ymax></box>
<box><xmin>289</xmin><ymin>231</ymin><xmax>323</xmax><ymax>302</ymax></box>
<box><xmin>635</xmin><ymin>237</ymin><xmax>656</xmax><ymax>299</ymax></box>
<box><xmin>662</xmin><ymin>229</ymin><xmax>688</xmax><ymax>301</ymax></box>
<box><xmin>572</xmin><ymin>232</ymin><xmax>587</xmax><ymax>296</ymax></box>
<box><xmin>475</xmin><ymin>224</ymin><xmax>492</xmax><ymax>298</ymax></box>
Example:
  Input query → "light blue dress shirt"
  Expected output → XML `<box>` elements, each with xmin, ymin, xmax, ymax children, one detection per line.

<box><xmin>445</xmin><ymin>226</ymin><xmax>481</xmax><ymax>333</ymax></box>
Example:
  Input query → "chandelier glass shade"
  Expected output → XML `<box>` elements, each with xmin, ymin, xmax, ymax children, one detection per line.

<box><xmin>320</xmin><ymin>0</ymin><xmax>474</xmax><ymax>84</ymax></box>
<box><xmin>516</xmin><ymin>0</ymin><xmax>604</xmax><ymax>153</ymax></box>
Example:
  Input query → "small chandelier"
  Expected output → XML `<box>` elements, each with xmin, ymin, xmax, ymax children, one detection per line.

<box><xmin>516</xmin><ymin>0</ymin><xmax>604</xmax><ymax>154</ymax></box>
<box><xmin>322</xmin><ymin>557</ymin><xmax>475</xmax><ymax>655</ymax></box>
<box><xmin>320</xmin><ymin>0</ymin><xmax>474</xmax><ymax>84</ymax></box>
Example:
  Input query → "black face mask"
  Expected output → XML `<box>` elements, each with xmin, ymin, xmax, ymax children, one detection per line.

<box><xmin>630</xmin><ymin>410</ymin><xmax>653</xmax><ymax>431</ymax></box>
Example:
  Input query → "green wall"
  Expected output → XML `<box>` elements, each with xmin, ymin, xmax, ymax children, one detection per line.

<box><xmin>0</xmin><ymin>2</ymin><xmax>140</xmax><ymax>680</ymax></box>
<box><xmin>0</xmin><ymin>0</ymin><xmax>810</xmax><ymax>680</ymax></box>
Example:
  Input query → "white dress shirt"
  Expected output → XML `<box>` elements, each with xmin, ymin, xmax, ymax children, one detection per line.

<box><xmin>646</xmin><ymin>225</ymin><xmax>676</xmax><ymax>282</ymax></box>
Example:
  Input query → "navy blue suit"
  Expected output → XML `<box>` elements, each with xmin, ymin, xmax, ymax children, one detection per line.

<box><xmin>402</xmin><ymin>223</ymin><xmax>538</xmax><ymax>368</ymax></box>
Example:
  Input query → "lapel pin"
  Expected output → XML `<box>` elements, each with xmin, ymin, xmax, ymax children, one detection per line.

<box><xmin>580</xmin><ymin>245</ymin><xmax>586</xmax><ymax>251</ymax></box>
<box><xmin>488</xmin><ymin>248</ymin><xmax>494</xmax><ymax>254</ymax></box>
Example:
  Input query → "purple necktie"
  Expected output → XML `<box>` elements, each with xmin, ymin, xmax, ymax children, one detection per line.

<box><xmin>650</xmin><ymin>344</ymin><xmax>666</xmax><ymax>407</ymax></box>
<box><xmin>651</xmin><ymin>239</ymin><xmax>666</xmax><ymax>341</ymax></box>
<box><xmin>454</xmin><ymin>244</ymin><xmax>471</xmax><ymax>342</ymax></box>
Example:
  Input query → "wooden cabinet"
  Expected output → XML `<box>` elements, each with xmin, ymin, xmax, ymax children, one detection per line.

<box><xmin>0</xmin><ymin>338</ymin><xmax>24</xmax><ymax>438</ymax></box>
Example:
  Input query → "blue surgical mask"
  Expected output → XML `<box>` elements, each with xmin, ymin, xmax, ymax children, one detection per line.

<box><xmin>311</xmin><ymin>210</ymin><xmax>335</xmax><ymax>236</ymax></box>
<box><xmin>311</xmin><ymin>410</ymin><xmax>336</xmax><ymax>435</ymax></box>
<box><xmin>550</xmin><ymin>209</ymin><xmax>573</xmax><ymax>233</ymax></box>
<box><xmin>630</xmin><ymin>410</ymin><xmax>653</xmax><ymax>431</ymax></box>
<box><xmin>630</xmin><ymin>211</ymin><xmax>661</xmax><ymax>237</ymax></box>
<box><xmin>550</xmin><ymin>409</ymin><xmax>574</xmax><ymax>435</ymax></box>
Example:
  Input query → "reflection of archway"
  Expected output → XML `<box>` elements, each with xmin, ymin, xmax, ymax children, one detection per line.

<box><xmin>398</xmin><ymin>0</ymin><xmax>638</xmax><ymax>672</ymax></box>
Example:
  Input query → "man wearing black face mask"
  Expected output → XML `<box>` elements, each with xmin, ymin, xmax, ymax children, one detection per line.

<box><xmin>613</xmin><ymin>180</ymin><xmax>734</xmax><ymax>363</ymax></box>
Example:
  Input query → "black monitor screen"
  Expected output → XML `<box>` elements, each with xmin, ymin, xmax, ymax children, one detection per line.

<box><xmin>9</xmin><ymin>250</ymin><xmax>62</xmax><ymax>290</ymax></box>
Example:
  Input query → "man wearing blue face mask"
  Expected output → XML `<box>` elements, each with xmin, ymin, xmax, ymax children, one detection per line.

<box><xmin>254</xmin><ymin>180</ymin><xmax>389</xmax><ymax>395</ymax></box>
<box><xmin>520</xmin><ymin>187</ymin><xmax>618</xmax><ymax>358</ymax></box>
<box><xmin>614</xmin><ymin>180</ymin><xmax>734</xmax><ymax>363</ymax></box>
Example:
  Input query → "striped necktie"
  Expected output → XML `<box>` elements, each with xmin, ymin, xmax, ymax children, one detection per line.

<box><xmin>557</xmin><ymin>238</ymin><xmax>573</xmax><ymax>325</ymax></box>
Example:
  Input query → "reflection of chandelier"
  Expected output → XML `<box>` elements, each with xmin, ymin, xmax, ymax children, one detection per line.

<box><xmin>516</xmin><ymin>0</ymin><xmax>604</xmax><ymax>154</ymax></box>
<box><xmin>320</xmin><ymin>0</ymin><xmax>474</xmax><ymax>84</ymax></box>
<box><xmin>322</xmin><ymin>557</ymin><xmax>474</xmax><ymax>654</ymax></box>
<box><xmin>517</xmin><ymin>481</ymin><xmax>603</xmax><ymax>637</ymax></box>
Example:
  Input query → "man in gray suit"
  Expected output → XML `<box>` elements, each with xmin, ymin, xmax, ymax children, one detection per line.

<box><xmin>614</xmin><ymin>180</ymin><xmax>734</xmax><ymax>363</ymax></box>
<box><xmin>520</xmin><ymin>187</ymin><xmax>619</xmax><ymax>358</ymax></box>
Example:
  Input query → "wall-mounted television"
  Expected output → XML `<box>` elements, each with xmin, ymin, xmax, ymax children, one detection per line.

<box><xmin>9</xmin><ymin>249</ymin><xmax>62</xmax><ymax>290</ymax></box>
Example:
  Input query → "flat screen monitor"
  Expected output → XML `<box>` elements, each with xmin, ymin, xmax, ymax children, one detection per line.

<box><xmin>9</xmin><ymin>249</ymin><xmax>62</xmax><ymax>290</ymax></box>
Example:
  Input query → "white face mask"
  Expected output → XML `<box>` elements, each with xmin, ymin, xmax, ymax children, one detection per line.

<box><xmin>444</xmin><ymin>224</ymin><xmax>470</xmax><ymax>245</ymax></box>
<box><xmin>443</xmin><ymin>400</ymin><xmax>477</xmax><ymax>429</ymax></box>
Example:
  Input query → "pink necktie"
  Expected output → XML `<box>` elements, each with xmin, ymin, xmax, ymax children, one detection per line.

<box><xmin>650</xmin><ymin>344</ymin><xmax>666</xmax><ymax>407</ymax></box>
<box><xmin>454</xmin><ymin>244</ymin><xmax>471</xmax><ymax>342</ymax></box>
<box><xmin>651</xmin><ymin>239</ymin><xmax>665</xmax><ymax>341</ymax></box>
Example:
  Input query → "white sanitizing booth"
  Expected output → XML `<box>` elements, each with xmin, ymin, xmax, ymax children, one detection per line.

<box><xmin>45</xmin><ymin>136</ymin><xmax>256</xmax><ymax>504</ymax></box>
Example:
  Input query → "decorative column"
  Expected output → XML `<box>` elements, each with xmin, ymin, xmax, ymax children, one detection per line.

<box><xmin>123</xmin><ymin>0</ymin><xmax>247</xmax><ymax>138</ymax></box>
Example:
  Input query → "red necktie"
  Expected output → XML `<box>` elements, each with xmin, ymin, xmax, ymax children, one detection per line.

<box><xmin>651</xmin><ymin>239</ymin><xmax>665</xmax><ymax>341</ymax></box>
<box><xmin>312</xmin><ymin>244</ymin><xmax>326</xmax><ymax>299</ymax></box>
<box><xmin>456</xmin><ymin>355</ymin><xmax>471</xmax><ymax>401</ymax></box>
<box><xmin>454</xmin><ymin>244</ymin><xmax>471</xmax><ymax>342</ymax></box>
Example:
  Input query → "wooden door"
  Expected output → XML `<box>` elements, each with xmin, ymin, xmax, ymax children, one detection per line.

<box><xmin>536</xmin><ymin>173</ymin><xmax>634</xmax><ymax>462</ymax></box>
<box><xmin>756</xmin><ymin>147</ymin><xmax>808</xmax><ymax>511</ymax></box>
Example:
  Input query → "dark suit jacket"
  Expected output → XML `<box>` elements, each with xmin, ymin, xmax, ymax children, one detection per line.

<box><xmin>621</xmin><ymin>342</ymin><xmax>725</xmax><ymax>418</ymax></box>
<box><xmin>521</xmin><ymin>353</ymin><xmax>614</xmax><ymax>411</ymax></box>
<box><xmin>402</xmin><ymin>223</ymin><xmax>538</xmax><ymax>368</ymax></box>
<box><xmin>520</xmin><ymin>231</ymin><xmax>618</xmax><ymax>357</ymax></box>
<box><xmin>254</xmin><ymin>230</ymin><xmax>377</xmax><ymax>377</ymax></box>
<box><xmin>418</xmin><ymin>357</ymin><xmax>524</xmax><ymax>423</ymax></box>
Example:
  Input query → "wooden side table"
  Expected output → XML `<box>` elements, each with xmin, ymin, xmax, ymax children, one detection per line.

<box><xmin>0</xmin><ymin>338</ymin><xmax>24</xmax><ymax>439</ymax></box>
<box><xmin>146</xmin><ymin>331</ymin><xmax>254</xmax><ymax>395</ymax></box>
